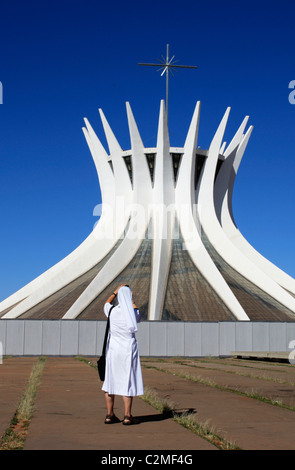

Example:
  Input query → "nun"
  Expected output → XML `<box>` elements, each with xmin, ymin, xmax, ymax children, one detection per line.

<box><xmin>102</xmin><ymin>284</ymin><xmax>144</xmax><ymax>425</ymax></box>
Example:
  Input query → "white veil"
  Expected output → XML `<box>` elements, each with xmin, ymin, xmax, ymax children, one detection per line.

<box><xmin>117</xmin><ymin>286</ymin><xmax>138</xmax><ymax>333</ymax></box>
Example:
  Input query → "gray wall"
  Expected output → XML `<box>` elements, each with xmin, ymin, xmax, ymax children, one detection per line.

<box><xmin>1</xmin><ymin>320</ymin><xmax>295</xmax><ymax>357</ymax></box>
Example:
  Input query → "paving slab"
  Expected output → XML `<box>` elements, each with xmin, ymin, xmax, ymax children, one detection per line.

<box><xmin>23</xmin><ymin>358</ymin><xmax>215</xmax><ymax>450</ymax></box>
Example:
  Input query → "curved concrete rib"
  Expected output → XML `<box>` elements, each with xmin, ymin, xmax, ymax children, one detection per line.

<box><xmin>217</xmin><ymin>125</ymin><xmax>295</xmax><ymax>295</ymax></box>
<box><xmin>149</xmin><ymin>101</ymin><xmax>175</xmax><ymax>320</ymax></box>
<box><xmin>214</xmin><ymin>117</ymin><xmax>250</xmax><ymax>224</ymax></box>
<box><xmin>63</xmin><ymin>103</ymin><xmax>152</xmax><ymax>319</ymax></box>
<box><xmin>198</xmin><ymin>108</ymin><xmax>295</xmax><ymax>312</ymax></box>
<box><xmin>176</xmin><ymin>102</ymin><xmax>249</xmax><ymax>321</ymax></box>
<box><xmin>2</xmin><ymin>119</ymin><xmax>131</xmax><ymax>319</ymax></box>
<box><xmin>224</xmin><ymin>116</ymin><xmax>249</xmax><ymax>159</ymax></box>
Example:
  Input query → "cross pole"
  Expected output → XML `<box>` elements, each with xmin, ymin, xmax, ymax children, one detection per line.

<box><xmin>138</xmin><ymin>44</ymin><xmax>197</xmax><ymax>124</ymax></box>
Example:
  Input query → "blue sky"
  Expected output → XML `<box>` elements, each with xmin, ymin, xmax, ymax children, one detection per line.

<box><xmin>0</xmin><ymin>0</ymin><xmax>294</xmax><ymax>301</ymax></box>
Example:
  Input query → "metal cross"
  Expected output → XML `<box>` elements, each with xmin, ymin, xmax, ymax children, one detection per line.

<box><xmin>138</xmin><ymin>44</ymin><xmax>197</xmax><ymax>124</ymax></box>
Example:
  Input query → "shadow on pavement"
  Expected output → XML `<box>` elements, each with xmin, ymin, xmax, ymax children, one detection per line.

<box><xmin>136</xmin><ymin>408</ymin><xmax>197</xmax><ymax>423</ymax></box>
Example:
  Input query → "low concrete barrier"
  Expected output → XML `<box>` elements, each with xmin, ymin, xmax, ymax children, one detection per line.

<box><xmin>0</xmin><ymin>320</ymin><xmax>295</xmax><ymax>358</ymax></box>
<box><xmin>230</xmin><ymin>351</ymin><xmax>291</xmax><ymax>361</ymax></box>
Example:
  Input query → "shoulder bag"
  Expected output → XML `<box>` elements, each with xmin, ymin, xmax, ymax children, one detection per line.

<box><xmin>97</xmin><ymin>305</ymin><xmax>115</xmax><ymax>381</ymax></box>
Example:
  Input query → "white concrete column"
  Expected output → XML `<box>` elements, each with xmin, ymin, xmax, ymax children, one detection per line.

<box><xmin>149</xmin><ymin>101</ymin><xmax>175</xmax><ymax>320</ymax></box>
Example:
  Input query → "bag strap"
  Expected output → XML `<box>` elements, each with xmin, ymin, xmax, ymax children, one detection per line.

<box><xmin>102</xmin><ymin>305</ymin><xmax>115</xmax><ymax>355</ymax></box>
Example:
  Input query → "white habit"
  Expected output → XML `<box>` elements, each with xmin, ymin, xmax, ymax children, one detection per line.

<box><xmin>102</xmin><ymin>287</ymin><xmax>144</xmax><ymax>397</ymax></box>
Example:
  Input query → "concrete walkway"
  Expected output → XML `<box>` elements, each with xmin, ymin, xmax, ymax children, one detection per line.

<box><xmin>1</xmin><ymin>356</ymin><xmax>295</xmax><ymax>451</ymax></box>
<box><xmin>17</xmin><ymin>358</ymin><xmax>214</xmax><ymax>451</ymax></box>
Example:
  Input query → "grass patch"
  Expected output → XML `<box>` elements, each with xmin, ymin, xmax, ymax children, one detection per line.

<box><xmin>0</xmin><ymin>356</ymin><xmax>47</xmax><ymax>450</ymax></box>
